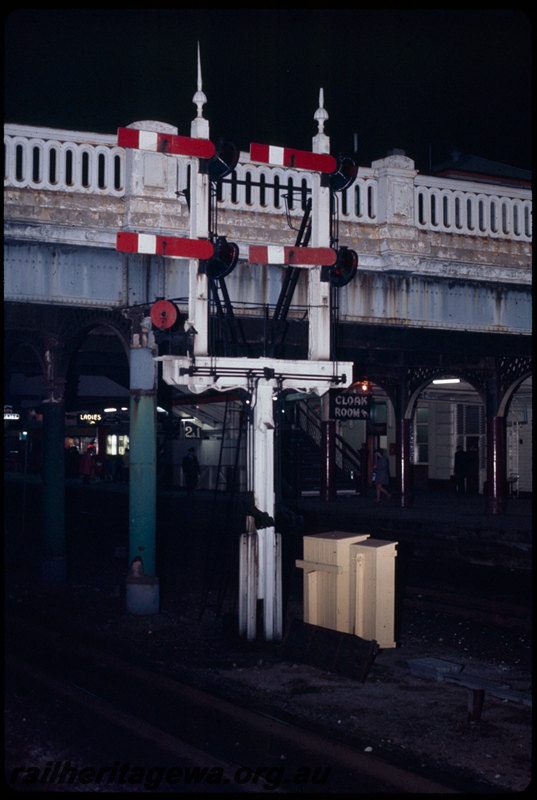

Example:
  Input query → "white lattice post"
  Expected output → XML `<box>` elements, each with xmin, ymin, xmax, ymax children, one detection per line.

<box><xmin>309</xmin><ymin>88</ymin><xmax>332</xmax><ymax>361</ymax></box>
<box><xmin>251</xmin><ymin>379</ymin><xmax>281</xmax><ymax>639</ymax></box>
<box><xmin>188</xmin><ymin>43</ymin><xmax>211</xmax><ymax>356</ymax></box>
<box><xmin>157</xmin><ymin>355</ymin><xmax>353</xmax><ymax>641</ymax></box>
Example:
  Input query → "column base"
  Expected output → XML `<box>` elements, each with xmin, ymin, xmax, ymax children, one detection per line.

<box><xmin>41</xmin><ymin>555</ymin><xmax>67</xmax><ymax>585</ymax></box>
<box><xmin>126</xmin><ymin>575</ymin><xmax>160</xmax><ymax>615</ymax></box>
<box><xmin>396</xmin><ymin>491</ymin><xmax>414</xmax><ymax>509</ymax></box>
<box><xmin>485</xmin><ymin>496</ymin><xmax>506</xmax><ymax>515</ymax></box>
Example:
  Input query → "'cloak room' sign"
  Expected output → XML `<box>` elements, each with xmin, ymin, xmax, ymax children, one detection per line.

<box><xmin>329</xmin><ymin>389</ymin><xmax>371</xmax><ymax>420</ymax></box>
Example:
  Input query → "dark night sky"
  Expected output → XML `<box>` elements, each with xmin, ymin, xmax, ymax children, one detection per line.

<box><xmin>4</xmin><ymin>8</ymin><xmax>532</xmax><ymax>174</ymax></box>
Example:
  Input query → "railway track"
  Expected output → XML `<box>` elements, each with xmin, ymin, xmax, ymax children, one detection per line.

<box><xmin>403</xmin><ymin>585</ymin><xmax>531</xmax><ymax>631</ymax></box>
<box><xmin>6</xmin><ymin>613</ymin><xmax>468</xmax><ymax>794</ymax></box>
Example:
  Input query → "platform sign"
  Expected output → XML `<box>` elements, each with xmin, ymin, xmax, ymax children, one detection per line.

<box><xmin>117</xmin><ymin>232</ymin><xmax>214</xmax><ymax>259</ymax></box>
<box><xmin>329</xmin><ymin>389</ymin><xmax>371</xmax><ymax>420</ymax></box>
<box><xmin>249</xmin><ymin>245</ymin><xmax>337</xmax><ymax>266</ymax></box>
<box><xmin>250</xmin><ymin>143</ymin><xmax>337</xmax><ymax>174</ymax></box>
<box><xmin>77</xmin><ymin>412</ymin><xmax>103</xmax><ymax>426</ymax></box>
<box><xmin>118</xmin><ymin>127</ymin><xmax>216</xmax><ymax>159</ymax></box>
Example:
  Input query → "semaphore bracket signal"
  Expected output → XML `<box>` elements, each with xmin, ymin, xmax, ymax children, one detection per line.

<box><xmin>118</xmin><ymin>127</ymin><xmax>216</xmax><ymax>159</ymax></box>
<box><xmin>250</xmin><ymin>143</ymin><xmax>337</xmax><ymax>174</ymax></box>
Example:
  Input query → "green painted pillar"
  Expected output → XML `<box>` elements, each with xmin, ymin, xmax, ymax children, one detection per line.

<box><xmin>126</xmin><ymin>332</ymin><xmax>159</xmax><ymax>614</ymax></box>
<box><xmin>41</xmin><ymin>397</ymin><xmax>66</xmax><ymax>584</ymax></box>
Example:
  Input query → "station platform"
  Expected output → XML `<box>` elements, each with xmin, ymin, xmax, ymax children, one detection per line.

<box><xmin>4</xmin><ymin>472</ymin><xmax>532</xmax><ymax>792</ymax></box>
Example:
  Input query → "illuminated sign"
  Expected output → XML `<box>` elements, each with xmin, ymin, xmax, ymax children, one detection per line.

<box><xmin>182</xmin><ymin>419</ymin><xmax>200</xmax><ymax>439</ymax></box>
<box><xmin>77</xmin><ymin>412</ymin><xmax>103</xmax><ymax>425</ymax></box>
<box><xmin>329</xmin><ymin>390</ymin><xmax>371</xmax><ymax>420</ymax></box>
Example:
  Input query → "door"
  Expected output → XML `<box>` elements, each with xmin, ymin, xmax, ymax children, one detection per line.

<box><xmin>465</xmin><ymin>435</ymin><xmax>479</xmax><ymax>494</ymax></box>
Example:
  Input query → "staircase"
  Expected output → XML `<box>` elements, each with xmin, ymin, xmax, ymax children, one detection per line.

<box><xmin>282</xmin><ymin>400</ymin><xmax>362</xmax><ymax>497</ymax></box>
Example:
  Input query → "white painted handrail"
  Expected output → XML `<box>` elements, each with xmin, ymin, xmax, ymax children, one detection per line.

<box><xmin>414</xmin><ymin>175</ymin><xmax>531</xmax><ymax>240</ymax></box>
<box><xmin>4</xmin><ymin>123</ymin><xmax>531</xmax><ymax>241</ymax></box>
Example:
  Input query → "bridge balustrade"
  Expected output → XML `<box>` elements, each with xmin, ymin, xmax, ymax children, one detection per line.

<box><xmin>4</xmin><ymin>126</ymin><xmax>124</xmax><ymax>196</ymax></box>
<box><xmin>415</xmin><ymin>176</ymin><xmax>531</xmax><ymax>240</ymax></box>
<box><xmin>5</xmin><ymin>123</ymin><xmax>531</xmax><ymax>242</ymax></box>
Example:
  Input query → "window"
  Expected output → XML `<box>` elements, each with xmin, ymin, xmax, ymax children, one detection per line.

<box><xmin>106</xmin><ymin>434</ymin><xmax>129</xmax><ymax>456</ymax></box>
<box><xmin>371</xmin><ymin>402</ymin><xmax>387</xmax><ymax>423</ymax></box>
<box><xmin>414</xmin><ymin>405</ymin><xmax>429</xmax><ymax>463</ymax></box>
<box><xmin>457</xmin><ymin>404</ymin><xmax>486</xmax><ymax>469</ymax></box>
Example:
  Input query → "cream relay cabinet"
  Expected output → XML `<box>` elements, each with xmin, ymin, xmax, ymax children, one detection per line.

<box><xmin>296</xmin><ymin>531</ymin><xmax>397</xmax><ymax>648</ymax></box>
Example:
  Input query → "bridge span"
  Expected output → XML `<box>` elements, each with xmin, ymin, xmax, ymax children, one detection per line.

<box><xmin>3</xmin><ymin>112</ymin><xmax>532</xmax><ymax>627</ymax></box>
<box><xmin>4</xmin><ymin>122</ymin><xmax>531</xmax><ymax>336</ymax></box>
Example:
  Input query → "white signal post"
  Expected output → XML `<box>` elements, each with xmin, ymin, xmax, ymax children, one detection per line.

<box><xmin>119</xmin><ymin>57</ymin><xmax>354</xmax><ymax>640</ymax></box>
<box><xmin>156</xmin><ymin>87</ymin><xmax>353</xmax><ymax>642</ymax></box>
<box><xmin>188</xmin><ymin>42</ymin><xmax>212</xmax><ymax>356</ymax></box>
<box><xmin>309</xmin><ymin>88</ymin><xmax>333</xmax><ymax>362</ymax></box>
<box><xmin>157</xmin><ymin>355</ymin><xmax>352</xmax><ymax>642</ymax></box>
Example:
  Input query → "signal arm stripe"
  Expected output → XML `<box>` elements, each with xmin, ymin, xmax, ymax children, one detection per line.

<box><xmin>138</xmin><ymin>131</ymin><xmax>159</xmax><ymax>151</ymax></box>
<box><xmin>138</xmin><ymin>234</ymin><xmax>157</xmax><ymax>254</ymax></box>
<box><xmin>268</xmin><ymin>146</ymin><xmax>285</xmax><ymax>166</ymax></box>
<box><xmin>267</xmin><ymin>245</ymin><xmax>285</xmax><ymax>262</ymax></box>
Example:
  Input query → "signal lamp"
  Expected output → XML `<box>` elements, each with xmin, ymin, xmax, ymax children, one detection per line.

<box><xmin>208</xmin><ymin>140</ymin><xmax>239</xmax><ymax>182</ymax></box>
<box><xmin>205</xmin><ymin>236</ymin><xmax>239</xmax><ymax>279</ymax></box>
<box><xmin>325</xmin><ymin>246</ymin><xmax>358</xmax><ymax>287</ymax></box>
<box><xmin>330</xmin><ymin>155</ymin><xmax>358</xmax><ymax>193</ymax></box>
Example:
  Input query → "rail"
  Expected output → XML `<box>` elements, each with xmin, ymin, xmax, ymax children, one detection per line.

<box><xmin>5</xmin><ymin>123</ymin><xmax>531</xmax><ymax>241</ymax></box>
<box><xmin>6</xmin><ymin>610</ymin><xmax>466</xmax><ymax>794</ymax></box>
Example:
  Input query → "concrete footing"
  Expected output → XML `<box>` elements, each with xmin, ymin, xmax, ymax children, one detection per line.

<box><xmin>126</xmin><ymin>575</ymin><xmax>160</xmax><ymax>615</ymax></box>
<box><xmin>41</xmin><ymin>556</ymin><xmax>67</xmax><ymax>585</ymax></box>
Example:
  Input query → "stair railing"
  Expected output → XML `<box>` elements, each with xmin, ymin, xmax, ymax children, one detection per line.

<box><xmin>295</xmin><ymin>400</ymin><xmax>362</xmax><ymax>484</ymax></box>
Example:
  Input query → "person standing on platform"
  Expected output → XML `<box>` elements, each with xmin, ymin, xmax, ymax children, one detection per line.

<box><xmin>182</xmin><ymin>447</ymin><xmax>200</xmax><ymax>497</ymax></box>
<box><xmin>454</xmin><ymin>445</ymin><xmax>468</xmax><ymax>495</ymax></box>
<box><xmin>373</xmin><ymin>447</ymin><xmax>392</xmax><ymax>503</ymax></box>
<box><xmin>80</xmin><ymin>445</ymin><xmax>95</xmax><ymax>484</ymax></box>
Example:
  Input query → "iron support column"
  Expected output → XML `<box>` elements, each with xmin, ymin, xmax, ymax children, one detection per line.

<box><xmin>41</xmin><ymin>397</ymin><xmax>66</xmax><ymax>584</ymax></box>
<box><xmin>126</xmin><ymin>321</ymin><xmax>159</xmax><ymax>613</ymax></box>
<box><xmin>396</xmin><ymin>417</ymin><xmax>413</xmax><ymax>508</ymax></box>
<box><xmin>485</xmin><ymin>416</ymin><xmax>506</xmax><ymax>515</ymax></box>
<box><xmin>320</xmin><ymin>420</ymin><xmax>336</xmax><ymax>502</ymax></box>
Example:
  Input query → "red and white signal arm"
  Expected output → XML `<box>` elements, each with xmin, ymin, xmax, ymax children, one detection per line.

<box><xmin>118</xmin><ymin>127</ymin><xmax>216</xmax><ymax>159</ymax></box>
<box><xmin>250</xmin><ymin>143</ymin><xmax>337</xmax><ymax>174</ymax></box>
<box><xmin>117</xmin><ymin>232</ymin><xmax>214</xmax><ymax>259</ymax></box>
<box><xmin>249</xmin><ymin>245</ymin><xmax>337</xmax><ymax>266</ymax></box>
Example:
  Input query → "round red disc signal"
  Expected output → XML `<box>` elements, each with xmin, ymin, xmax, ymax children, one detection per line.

<box><xmin>330</xmin><ymin>247</ymin><xmax>358</xmax><ymax>287</ymax></box>
<box><xmin>150</xmin><ymin>300</ymin><xmax>178</xmax><ymax>330</ymax></box>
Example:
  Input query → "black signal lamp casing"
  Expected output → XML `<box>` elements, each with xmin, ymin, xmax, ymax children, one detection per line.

<box><xmin>208</xmin><ymin>140</ymin><xmax>239</xmax><ymax>182</ymax></box>
<box><xmin>205</xmin><ymin>236</ymin><xmax>239</xmax><ymax>279</ymax></box>
<box><xmin>330</xmin><ymin>155</ymin><xmax>358</xmax><ymax>193</ymax></box>
<box><xmin>322</xmin><ymin>246</ymin><xmax>358</xmax><ymax>287</ymax></box>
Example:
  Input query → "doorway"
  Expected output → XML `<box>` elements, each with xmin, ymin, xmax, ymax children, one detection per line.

<box><xmin>465</xmin><ymin>435</ymin><xmax>479</xmax><ymax>494</ymax></box>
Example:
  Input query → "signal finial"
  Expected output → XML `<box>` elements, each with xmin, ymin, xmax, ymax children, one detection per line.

<box><xmin>193</xmin><ymin>41</ymin><xmax>207</xmax><ymax>120</ymax></box>
<box><xmin>314</xmin><ymin>88</ymin><xmax>329</xmax><ymax>135</ymax></box>
<box><xmin>313</xmin><ymin>87</ymin><xmax>330</xmax><ymax>155</ymax></box>
<box><xmin>191</xmin><ymin>41</ymin><xmax>209</xmax><ymax>139</ymax></box>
